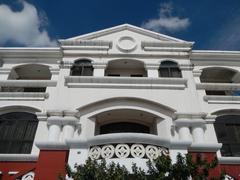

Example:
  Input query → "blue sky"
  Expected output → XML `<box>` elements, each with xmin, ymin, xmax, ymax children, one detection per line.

<box><xmin>0</xmin><ymin>0</ymin><xmax>240</xmax><ymax>50</ymax></box>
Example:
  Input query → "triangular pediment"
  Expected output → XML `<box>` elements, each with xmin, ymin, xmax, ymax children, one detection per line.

<box><xmin>65</xmin><ymin>24</ymin><xmax>188</xmax><ymax>43</ymax></box>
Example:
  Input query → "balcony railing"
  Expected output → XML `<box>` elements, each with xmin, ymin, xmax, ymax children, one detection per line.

<box><xmin>0</xmin><ymin>80</ymin><xmax>57</xmax><ymax>100</ymax></box>
<box><xmin>197</xmin><ymin>83</ymin><xmax>240</xmax><ymax>103</ymax></box>
<box><xmin>89</xmin><ymin>143</ymin><xmax>169</xmax><ymax>160</ymax></box>
<box><xmin>65</xmin><ymin>76</ymin><xmax>187</xmax><ymax>89</ymax></box>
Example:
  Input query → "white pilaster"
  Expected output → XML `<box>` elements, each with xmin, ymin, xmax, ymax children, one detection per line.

<box><xmin>144</xmin><ymin>63</ymin><xmax>159</xmax><ymax>78</ymax></box>
<box><xmin>93</xmin><ymin>62</ymin><xmax>107</xmax><ymax>77</ymax></box>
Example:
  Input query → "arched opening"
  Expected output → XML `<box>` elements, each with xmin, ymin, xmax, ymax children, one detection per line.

<box><xmin>105</xmin><ymin>60</ymin><xmax>147</xmax><ymax>77</ymax></box>
<box><xmin>159</xmin><ymin>61</ymin><xmax>182</xmax><ymax>78</ymax></box>
<box><xmin>94</xmin><ymin>109</ymin><xmax>157</xmax><ymax>135</ymax></box>
<box><xmin>4</xmin><ymin>64</ymin><xmax>51</xmax><ymax>93</ymax></box>
<box><xmin>214</xmin><ymin>115</ymin><xmax>240</xmax><ymax>157</ymax></box>
<box><xmin>200</xmin><ymin>67</ymin><xmax>240</xmax><ymax>95</ymax></box>
<box><xmin>70</xmin><ymin>59</ymin><xmax>93</xmax><ymax>76</ymax></box>
<box><xmin>8</xmin><ymin>64</ymin><xmax>51</xmax><ymax>80</ymax></box>
<box><xmin>0</xmin><ymin>112</ymin><xmax>38</xmax><ymax>154</ymax></box>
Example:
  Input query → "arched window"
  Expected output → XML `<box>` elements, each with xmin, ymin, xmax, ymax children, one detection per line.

<box><xmin>159</xmin><ymin>61</ymin><xmax>182</xmax><ymax>78</ymax></box>
<box><xmin>70</xmin><ymin>60</ymin><xmax>93</xmax><ymax>76</ymax></box>
<box><xmin>214</xmin><ymin>115</ymin><xmax>240</xmax><ymax>157</ymax></box>
<box><xmin>100</xmin><ymin>122</ymin><xmax>150</xmax><ymax>134</ymax></box>
<box><xmin>0</xmin><ymin>112</ymin><xmax>38</xmax><ymax>154</ymax></box>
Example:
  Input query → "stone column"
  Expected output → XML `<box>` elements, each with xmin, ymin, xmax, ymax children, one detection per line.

<box><xmin>47</xmin><ymin>111</ymin><xmax>63</xmax><ymax>142</ymax></box>
<box><xmin>62</xmin><ymin>110</ymin><xmax>79</xmax><ymax>140</ymax></box>
<box><xmin>178</xmin><ymin>125</ymin><xmax>191</xmax><ymax>141</ymax></box>
<box><xmin>144</xmin><ymin>63</ymin><xmax>159</xmax><ymax>78</ymax></box>
<box><xmin>192</xmin><ymin>125</ymin><xmax>205</xmax><ymax>143</ymax></box>
<box><xmin>92</xmin><ymin>62</ymin><xmax>107</xmax><ymax>77</ymax></box>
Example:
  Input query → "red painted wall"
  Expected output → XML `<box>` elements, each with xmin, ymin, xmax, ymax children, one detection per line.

<box><xmin>34</xmin><ymin>150</ymin><xmax>69</xmax><ymax>180</ymax></box>
<box><xmin>0</xmin><ymin>161</ymin><xmax>36</xmax><ymax>180</ymax></box>
<box><xmin>0</xmin><ymin>150</ymin><xmax>239</xmax><ymax>179</ymax></box>
<box><xmin>189</xmin><ymin>152</ymin><xmax>240</xmax><ymax>179</ymax></box>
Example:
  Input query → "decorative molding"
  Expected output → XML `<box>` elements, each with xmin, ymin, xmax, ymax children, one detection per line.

<box><xmin>59</xmin><ymin>40</ymin><xmax>112</xmax><ymax>52</ymax></box>
<box><xmin>0</xmin><ymin>68</ymin><xmax>11</xmax><ymax>74</ymax></box>
<box><xmin>0</xmin><ymin>154</ymin><xmax>38</xmax><ymax>161</ymax></box>
<box><xmin>0</xmin><ymin>47</ymin><xmax>62</xmax><ymax>58</ymax></box>
<box><xmin>50</xmin><ymin>68</ymin><xmax>60</xmax><ymax>75</ymax></box>
<box><xmin>189</xmin><ymin>143</ymin><xmax>222</xmax><ymax>152</ymax></box>
<box><xmin>191</xmin><ymin>50</ymin><xmax>240</xmax><ymax>61</ymax></box>
<box><xmin>204</xmin><ymin>95</ymin><xmax>240</xmax><ymax>104</ymax></box>
<box><xmin>179</xmin><ymin>64</ymin><xmax>194</xmax><ymax>71</ymax></box>
<box><xmin>35</xmin><ymin>141</ymin><xmax>68</xmax><ymax>150</ymax></box>
<box><xmin>47</xmin><ymin>110</ymin><xmax>63</xmax><ymax>116</ymax></box>
<box><xmin>36</xmin><ymin>112</ymin><xmax>47</xmax><ymax>121</ymax></box>
<box><xmin>21</xmin><ymin>172</ymin><xmax>35</xmax><ymax>180</ymax></box>
<box><xmin>65</xmin><ymin>76</ymin><xmax>187</xmax><ymax>90</ymax></box>
<box><xmin>218</xmin><ymin>157</ymin><xmax>240</xmax><ymax>164</ymax></box>
<box><xmin>169</xmin><ymin>140</ymin><xmax>192</xmax><ymax>149</ymax></box>
<box><xmin>59</xmin><ymin>39</ymin><xmax>112</xmax><ymax>47</ymax></box>
<box><xmin>0</xmin><ymin>80</ymin><xmax>57</xmax><ymax>87</ymax></box>
<box><xmin>65</xmin><ymin>24</ymin><xmax>189</xmax><ymax>42</ymax></box>
<box><xmin>174</xmin><ymin>119</ymin><xmax>206</xmax><ymax>127</ymax></box>
<box><xmin>92</xmin><ymin>62</ymin><xmax>108</xmax><ymax>69</ymax></box>
<box><xmin>197</xmin><ymin>83</ymin><xmax>240</xmax><ymax>91</ymax></box>
<box><xmin>88</xmin><ymin>143</ymin><xmax>169</xmax><ymax>160</ymax></box>
<box><xmin>192</xmin><ymin>70</ymin><xmax>202</xmax><ymax>77</ymax></box>
<box><xmin>117</xmin><ymin>36</ymin><xmax>137</xmax><ymax>53</ymax></box>
<box><xmin>142</xmin><ymin>41</ymin><xmax>193</xmax><ymax>52</ymax></box>
<box><xmin>205</xmin><ymin>115</ymin><xmax>217</xmax><ymax>123</ymax></box>
<box><xmin>66</xmin><ymin>133</ymin><xmax>170</xmax><ymax>148</ymax></box>
<box><xmin>0</xmin><ymin>92</ymin><xmax>49</xmax><ymax>101</ymax></box>
<box><xmin>172</xmin><ymin>112</ymin><xmax>207</xmax><ymax>120</ymax></box>
<box><xmin>144</xmin><ymin>63</ymin><xmax>160</xmax><ymax>70</ymax></box>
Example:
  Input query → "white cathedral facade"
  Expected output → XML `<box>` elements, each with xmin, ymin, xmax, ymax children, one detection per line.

<box><xmin>0</xmin><ymin>24</ymin><xmax>240</xmax><ymax>179</ymax></box>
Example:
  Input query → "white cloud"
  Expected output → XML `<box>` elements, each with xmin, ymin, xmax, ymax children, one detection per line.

<box><xmin>0</xmin><ymin>1</ymin><xmax>56</xmax><ymax>46</ymax></box>
<box><xmin>141</xmin><ymin>3</ymin><xmax>190</xmax><ymax>33</ymax></box>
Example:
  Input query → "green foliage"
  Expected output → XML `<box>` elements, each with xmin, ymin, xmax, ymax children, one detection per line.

<box><xmin>65</xmin><ymin>153</ymin><xmax>225</xmax><ymax>180</ymax></box>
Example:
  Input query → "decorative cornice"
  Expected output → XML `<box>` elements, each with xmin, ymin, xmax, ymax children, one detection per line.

<box><xmin>172</xmin><ymin>112</ymin><xmax>207</xmax><ymax>120</ymax></box>
<box><xmin>65</xmin><ymin>24</ymin><xmax>189</xmax><ymax>42</ymax></box>
<box><xmin>65</xmin><ymin>76</ymin><xmax>187</xmax><ymax>90</ymax></box>
<box><xmin>191</xmin><ymin>50</ymin><xmax>240</xmax><ymax>61</ymax></box>
<box><xmin>142</xmin><ymin>41</ymin><xmax>193</xmax><ymax>52</ymax></box>
<box><xmin>0</xmin><ymin>47</ymin><xmax>62</xmax><ymax>58</ymax></box>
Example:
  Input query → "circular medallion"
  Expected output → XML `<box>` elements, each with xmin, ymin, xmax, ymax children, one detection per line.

<box><xmin>89</xmin><ymin>146</ymin><xmax>101</xmax><ymax>160</ymax></box>
<box><xmin>131</xmin><ymin>144</ymin><xmax>145</xmax><ymax>158</ymax></box>
<box><xmin>115</xmin><ymin>144</ymin><xmax>130</xmax><ymax>158</ymax></box>
<box><xmin>117</xmin><ymin>36</ymin><xmax>137</xmax><ymax>52</ymax></box>
<box><xmin>101</xmin><ymin>145</ymin><xmax>115</xmax><ymax>159</ymax></box>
